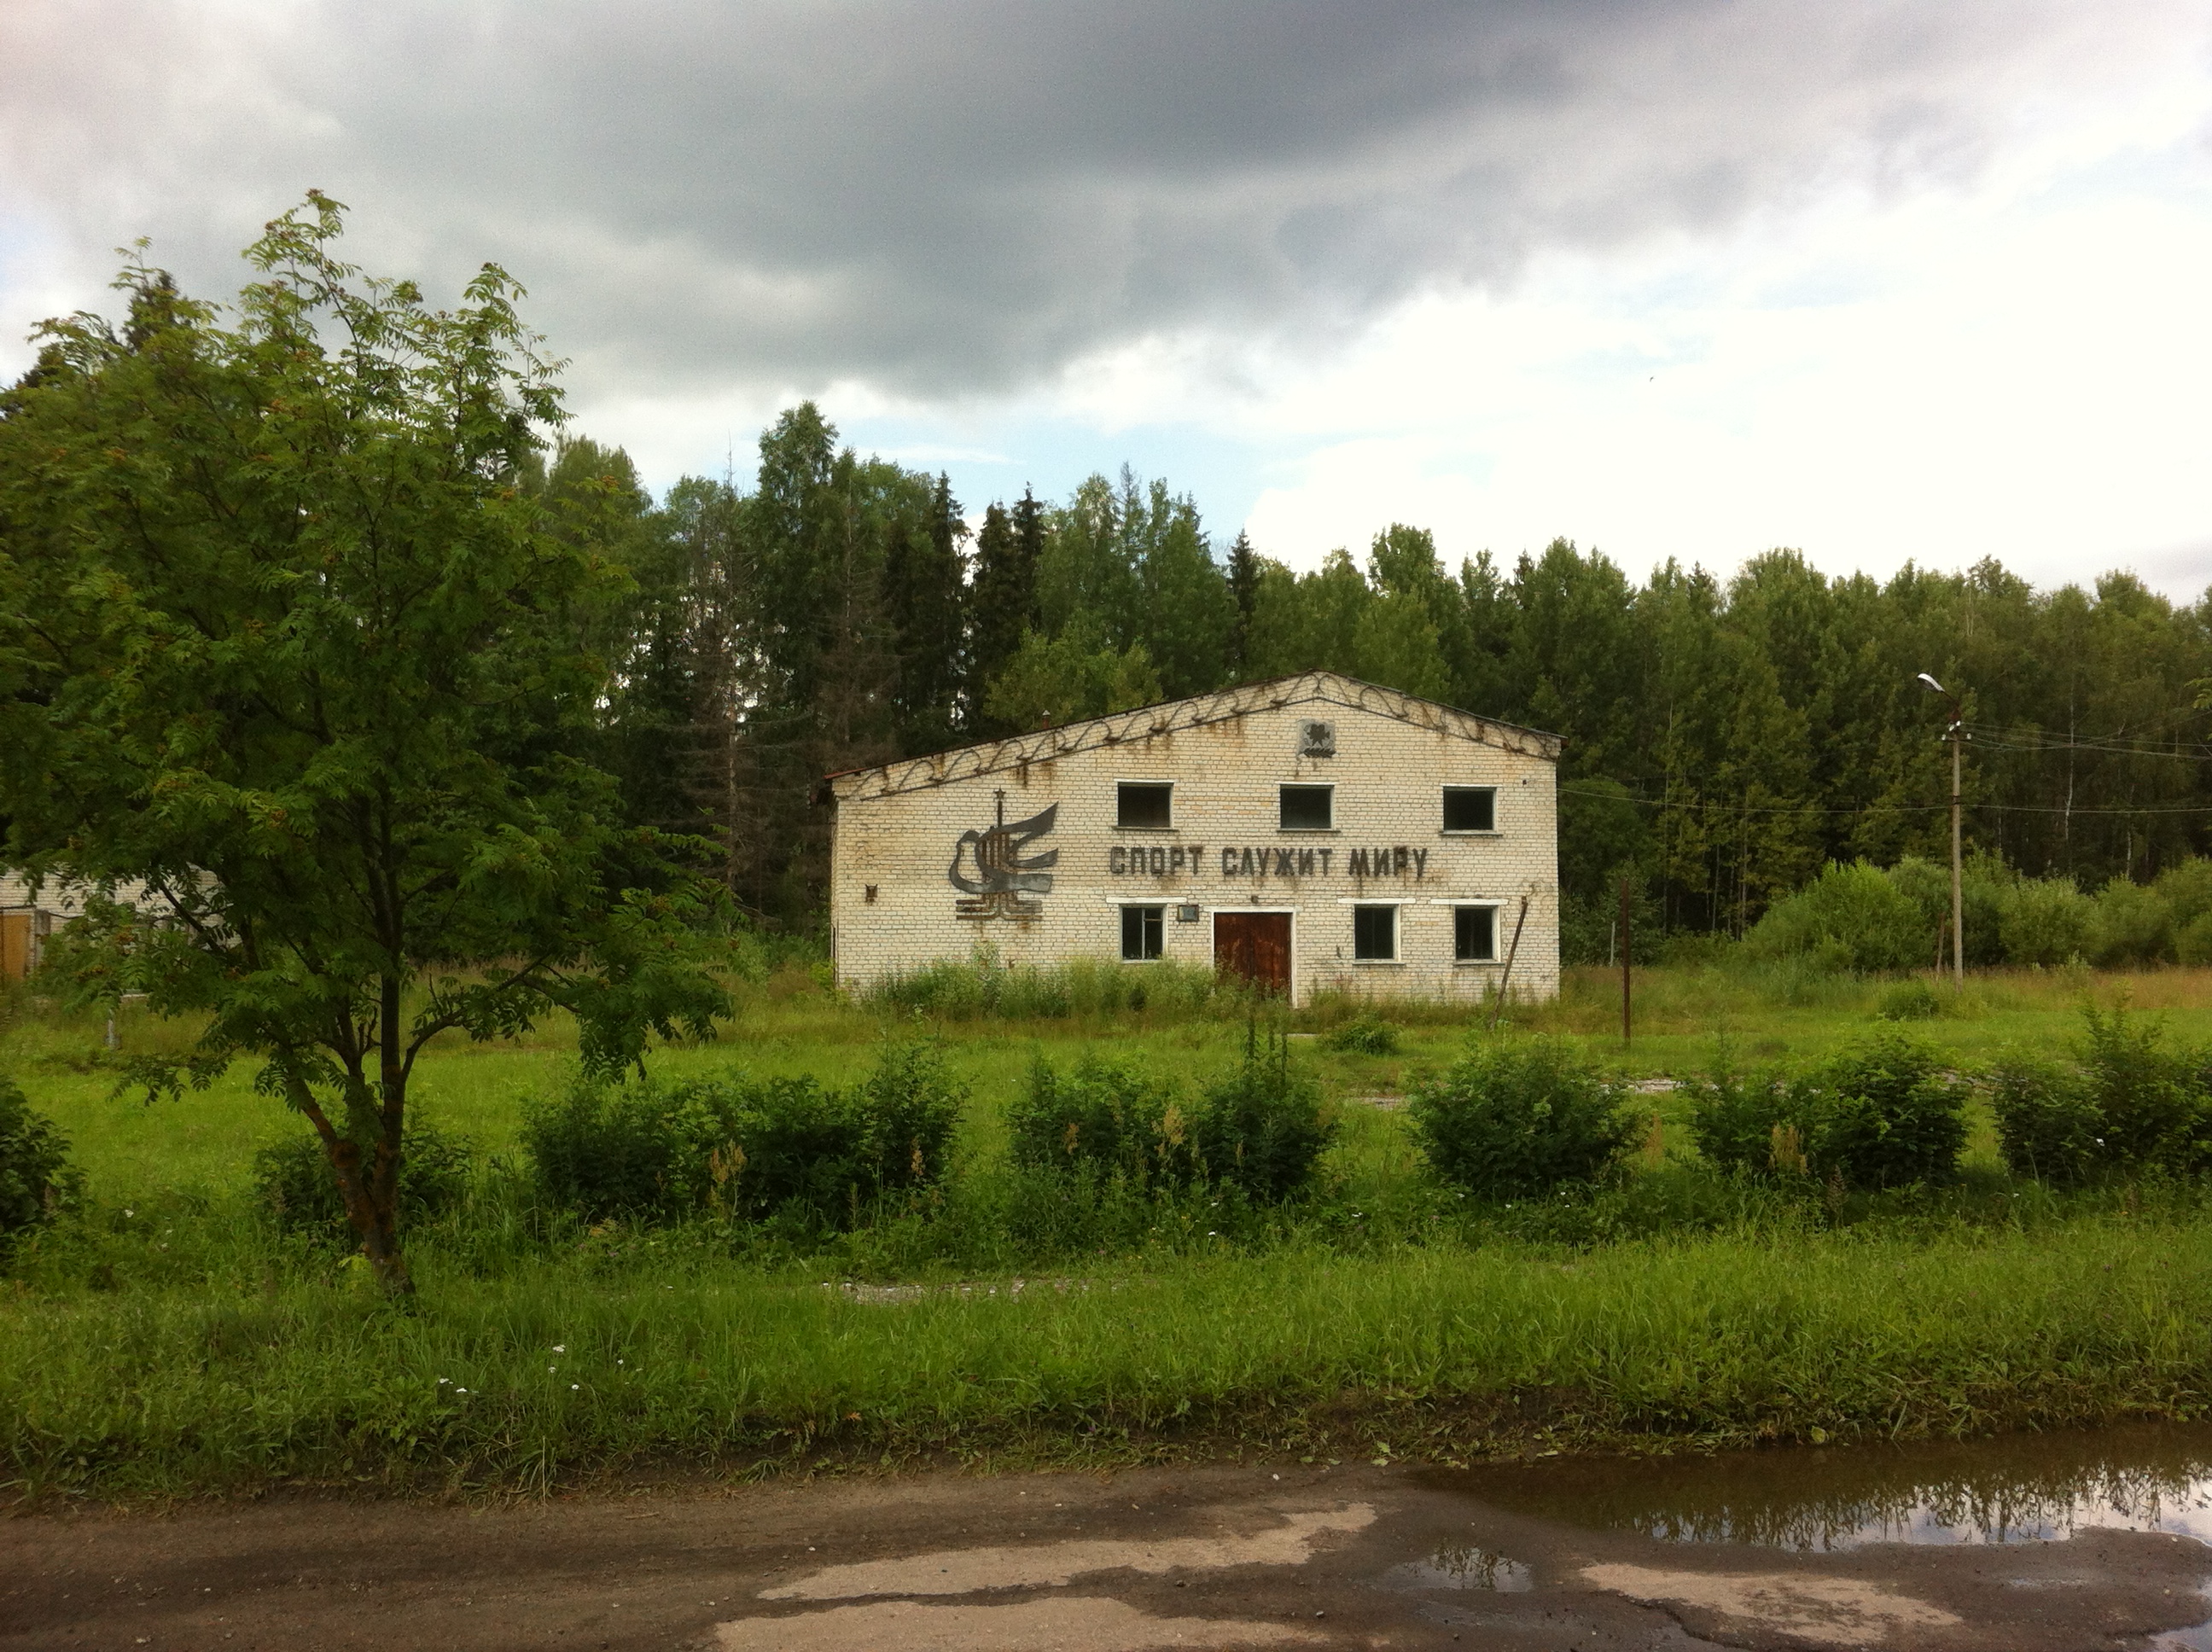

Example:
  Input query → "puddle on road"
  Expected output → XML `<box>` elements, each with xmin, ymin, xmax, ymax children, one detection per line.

<box><xmin>1447</xmin><ymin>1421</ymin><xmax>2212</xmax><ymax>1551</ymax></box>
<box><xmin>1380</xmin><ymin>1540</ymin><xmax>1534</xmax><ymax>1592</ymax></box>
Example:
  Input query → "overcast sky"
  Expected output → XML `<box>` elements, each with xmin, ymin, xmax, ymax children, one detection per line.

<box><xmin>5</xmin><ymin>1</ymin><xmax>2209</xmax><ymax>596</ymax></box>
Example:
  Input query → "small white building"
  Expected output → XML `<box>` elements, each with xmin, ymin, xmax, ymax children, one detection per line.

<box><xmin>0</xmin><ymin>872</ymin><xmax>57</xmax><ymax>983</ymax></box>
<box><xmin>825</xmin><ymin>672</ymin><xmax>1562</xmax><ymax>1006</ymax></box>
<box><xmin>0</xmin><ymin>871</ymin><xmax>177</xmax><ymax>983</ymax></box>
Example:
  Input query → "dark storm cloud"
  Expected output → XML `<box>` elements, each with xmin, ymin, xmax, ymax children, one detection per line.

<box><xmin>0</xmin><ymin>0</ymin><xmax>2163</xmax><ymax>398</ymax></box>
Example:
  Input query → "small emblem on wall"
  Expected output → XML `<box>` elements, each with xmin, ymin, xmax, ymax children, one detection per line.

<box><xmin>1299</xmin><ymin>719</ymin><xmax>1335</xmax><ymax>757</ymax></box>
<box><xmin>949</xmin><ymin>791</ymin><xmax>1058</xmax><ymax>920</ymax></box>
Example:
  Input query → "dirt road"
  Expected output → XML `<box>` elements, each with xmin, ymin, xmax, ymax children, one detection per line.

<box><xmin>7</xmin><ymin>1461</ymin><xmax>2210</xmax><ymax>1651</ymax></box>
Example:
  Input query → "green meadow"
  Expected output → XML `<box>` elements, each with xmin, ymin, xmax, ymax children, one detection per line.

<box><xmin>5</xmin><ymin>962</ymin><xmax>2212</xmax><ymax>1498</ymax></box>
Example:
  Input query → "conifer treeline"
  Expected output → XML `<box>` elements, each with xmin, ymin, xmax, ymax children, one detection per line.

<box><xmin>546</xmin><ymin>404</ymin><xmax>2212</xmax><ymax>936</ymax></box>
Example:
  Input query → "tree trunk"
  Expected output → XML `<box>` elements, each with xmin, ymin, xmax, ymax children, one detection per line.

<box><xmin>291</xmin><ymin>1071</ymin><xmax>414</xmax><ymax>1295</ymax></box>
<box><xmin>329</xmin><ymin>1133</ymin><xmax>414</xmax><ymax>1294</ymax></box>
<box><xmin>369</xmin><ymin>974</ymin><xmax>416</xmax><ymax>1294</ymax></box>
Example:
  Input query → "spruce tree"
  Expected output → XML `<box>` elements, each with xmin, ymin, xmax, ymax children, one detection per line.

<box><xmin>1225</xmin><ymin>530</ymin><xmax>1260</xmax><ymax>675</ymax></box>
<box><xmin>969</xmin><ymin>500</ymin><xmax>1033</xmax><ymax>726</ymax></box>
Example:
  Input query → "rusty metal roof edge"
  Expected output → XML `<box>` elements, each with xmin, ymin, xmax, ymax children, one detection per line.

<box><xmin>825</xmin><ymin>672</ymin><xmax>1563</xmax><ymax>802</ymax></box>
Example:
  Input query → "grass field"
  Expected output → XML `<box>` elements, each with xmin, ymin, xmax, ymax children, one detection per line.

<box><xmin>15</xmin><ymin>960</ymin><xmax>2208</xmax><ymax>1197</ymax></box>
<box><xmin>4</xmin><ymin>962</ymin><xmax>2211</xmax><ymax>1498</ymax></box>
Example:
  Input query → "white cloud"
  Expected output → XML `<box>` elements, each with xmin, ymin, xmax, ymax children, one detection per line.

<box><xmin>1198</xmin><ymin>89</ymin><xmax>2212</xmax><ymax>594</ymax></box>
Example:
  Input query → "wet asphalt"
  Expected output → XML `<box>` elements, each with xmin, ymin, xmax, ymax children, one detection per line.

<box><xmin>5</xmin><ymin>1457</ymin><xmax>2212</xmax><ymax>1651</ymax></box>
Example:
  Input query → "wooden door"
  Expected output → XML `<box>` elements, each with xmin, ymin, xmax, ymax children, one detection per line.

<box><xmin>1</xmin><ymin>913</ymin><xmax>31</xmax><ymax>982</ymax></box>
<box><xmin>1213</xmin><ymin>911</ymin><xmax>1291</xmax><ymax>995</ymax></box>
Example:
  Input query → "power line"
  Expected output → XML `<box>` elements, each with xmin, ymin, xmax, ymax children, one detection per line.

<box><xmin>1558</xmin><ymin>782</ymin><xmax>2212</xmax><ymax>822</ymax></box>
<box><xmin>1963</xmin><ymin>723</ymin><xmax>2212</xmax><ymax>762</ymax></box>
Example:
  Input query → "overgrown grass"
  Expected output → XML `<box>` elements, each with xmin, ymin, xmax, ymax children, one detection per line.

<box><xmin>7</xmin><ymin>1207</ymin><xmax>2211</xmax><ymax>1497</ymax></box>
<box><xmin>9</xmin><ymin>963</ymin><xmax>2212</xmax><ymax>1498</ymax></box>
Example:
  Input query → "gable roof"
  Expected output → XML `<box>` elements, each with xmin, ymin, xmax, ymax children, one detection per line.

<box><xmin>825</xmin><ymin>671</ymin><xmax>1560</xmax><ymax>804</ymax></box>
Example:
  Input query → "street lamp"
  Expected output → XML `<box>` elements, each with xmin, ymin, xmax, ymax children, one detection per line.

<box><xmin>1917</xmin><ymin>672</ymin><xmax>1964</xmax><ymax>984</ymax></box>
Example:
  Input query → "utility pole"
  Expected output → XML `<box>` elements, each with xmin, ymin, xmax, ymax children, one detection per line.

<box><xmin>1918</xmin><ymin>672</ymin><xmax>1965</xmax><ymax>984</ymax></box>
<box><xmin>1619</xmin><ymin>874</ymin><xmax>1633</xmax><ymax>1045</ymax></box>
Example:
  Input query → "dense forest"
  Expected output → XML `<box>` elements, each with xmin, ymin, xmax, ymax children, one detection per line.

<box><xmin>552</xmin><ymin>404</ymin><xmax>2212</xmax><ymax>944</ymax></box>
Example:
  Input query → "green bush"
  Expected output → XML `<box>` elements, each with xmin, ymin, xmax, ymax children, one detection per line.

<box><xmin>2151</xmin><ymin>857</ymin><xmax>2212</xmax><ymax>965</ymax></box>
<box><xmin>1680</xmin><ymin>1052</ymin><xmax>1797</xmax><ymax>1178</ymax></box>
<box><xmin>253</xmin><ymin>1119</ymin><xmax>476</xmax><ymax>1239</ymax></box>
<box><xmin>2157</xmin><ymin>858</ymin><xmax>2212</xmax><ymax>934</ymax></box>
<box><xmin>2088</xmin><ymin>878</ymin><xmax>2174</xmax><ymax>967</ymax></box>
<box><xmin>1683</xmin><ymin>1032</ymin><xmax>1965</xmax><ymax>1189</ymax></box>
<box><xmin>1874</xmin><ymin>978</ymin><xmax>1941</xmax><ymax>1021</ymax></box>
<box><xmin>1792</xmin><ymin>1031</ymin><xmax>1969</xmax><ymax>1189</ymax></box>
<box><xmin>1889</xmin><ymin>852</ymin><xmax>2008</xmax><ymax>968</ymax></box>
<box><xmin>2077</xmin><ymin>1005</ymin><xmax>2212</xmax><ymax>1175</ymax></box>
<box><xmin>1190</xmin><ymin>1032</ymin><xmax>1338</xmax><ymax>1202</ymax></box>
<box><xmin>1407</xmin><ymin>1038</ymin><xmax>1636</xmax><ymax>1200</ymax></box>
<box><xmin>520</xmin><ymin>1077</ymin><xmax>710</xmax><ymax>1223</ymax></box>
<box><xmin>1987</xmin><ymin>1009</ymin><xmax>2212</xmax><ymax>1185</ymax></box>
<box><xmin>1745</xmin><ymin>861</ymin><xmax>1927</xmax><ymax>974</ymax></box>
<box><xmin>521</xmin><ymin>1042</ymin><xmax>963</xmax><ymax>1227</ymax></box>
<box><xmin>2178</xmin><ymin>913</ymin><xmax>2212</xmax><ymax>967</ymax></box>
<box><xmin>1007</xmin><ymin>1055</ymin><xmax>1192</xmax><ymax>1185</ymax></box>
<box><xmin>1998</xmin><ymin>875</ymin><xmax>2093</xmax><ymax>966</ymax></box>
<box><xmin>1009</xmin><ymin>1037</ymin><xmax>1335</xmax><ymax>1202</ymax></box>
<box><xmin>0</xmin><ymin>1075</ymin><xmax>80</xmax><ymax>1252</ymax></box>
<box><xmin>1989</xmin><ymin>1056</ymin><xmax>2103</xmax><ymax>1185</ymax></box>
<box><xmin>851</xmin><ymin>1041</ymin><xmax>969</xmax><ymax>1195</ymax></box>
<box><xmin>1323</xmin><ymin>1015</ymin><xmax>1400</xmax><ymax>1056</ymax></box>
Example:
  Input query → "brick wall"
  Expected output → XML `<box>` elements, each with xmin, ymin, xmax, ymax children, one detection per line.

<box><xmin>828</xmin><ymin>678</ymin><xmax>1559</xmax><ymax>1006</ymax></box>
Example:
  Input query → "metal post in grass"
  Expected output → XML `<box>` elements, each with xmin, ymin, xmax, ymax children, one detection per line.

<box><xmin>1917</xmin><ymin>672</ymin><xmax>1966</xmax><ymax>985</ymax></box>
<box><xmin>1619</xmin><ymin>874</ymin><xmax>1632</xmax><ymax>1046</ymax></box>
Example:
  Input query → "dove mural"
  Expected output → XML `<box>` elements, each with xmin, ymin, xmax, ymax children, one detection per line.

<box><xmin>948</xmin><ymin>794</ymin><xmax>1059</xmax><ymax>920</ymax></box>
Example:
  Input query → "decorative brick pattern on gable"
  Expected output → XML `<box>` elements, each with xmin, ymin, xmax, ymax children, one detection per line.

<box><xmin>826</xmin><ymin>672</ymin><xmax>1561</xmax><ymax>1006</ymax></box>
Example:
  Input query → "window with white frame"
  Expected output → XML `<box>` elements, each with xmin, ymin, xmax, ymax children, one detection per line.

<box><xmin>1352</xmin><ymin>904</ymin><xmax>1396</xmax><ymax>961</ymax></box>
<box><xmin>1121</xmin><ymin>904</ymin><xmax>1165</xmax><ymax>960</ymax></box>
<box><xmin>1116</xmin><ymin>782</ymin><xmax>1173</xmax><ymax>830</ymax></box>
<box><xmin>1441</xmin><ymin>786</ymin><xmax>1497</xmax><ymax>833</ymax></box>
<box><xmin>1280</xmin><ymin>784</ymin><xmax>1333</xmax><ymax>830</ymax></box>
<box><xmin>1453</xmin><ymin>905</ymin><xmax>1498</xmax><ymax>962</ymax></box>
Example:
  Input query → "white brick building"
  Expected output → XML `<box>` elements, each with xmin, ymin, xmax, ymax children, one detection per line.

<box><xmin>0</xmin><ymin>871</ymin><xmax>58</xmax><ymax>982</ymax></box>
<box><xmin>826</xmin><ymin>672</ymin><xmax>1562</xmax><ymax>1006</ymax></box>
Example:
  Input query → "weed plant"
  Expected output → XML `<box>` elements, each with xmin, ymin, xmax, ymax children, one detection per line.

<box><xmin>1407</xmin><ymin>1039</ymin><xmax>1637</xmax><ymax>1200</ymax></box>
<box><xmin>0</xmin><ymin>1075</ymin><xmax>79</xmax><ymax>1250</ymax></box>
<box><xmin>1680</xmin><ymin>1031</ymin><xmax>1967</xmax><ymax>1189</ymax></box>
<box><xmin>864</xmin><ymin>957</ymin><xmax>1247</xmax><ymax>1021</ymax></box>
<box><xmin>1007</xmin><ymin>1028</ymin><xmax>1336</xmax><ymax>1204</ymax></box>
<box><xmin>1874</xmin><ymin>978</ymin><xmax>1942</xmax><ymax>1021</ymax></box>
<box><xmin>1323</xmin><ymin>1016</ymin><xmax>1401</xmax><ymax>1055</ymax></box>
<box><xmin>520</xmin><ymin>1041</ymin><xmax>963</xmax><ymax>1230</ymax></box>
<box><xmin>1991</xmin><ymin>1004</ymin><xmax>2212</xmax><ymax>1184</ymax></box>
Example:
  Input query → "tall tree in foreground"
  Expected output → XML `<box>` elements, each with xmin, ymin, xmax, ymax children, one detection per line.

<box><xmin>0</xmin><ymin>196</ymin><xmax>730</xmax><ymax>1292</ymax></box>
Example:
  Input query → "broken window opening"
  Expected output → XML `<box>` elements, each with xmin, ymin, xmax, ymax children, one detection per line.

<box><xmin>1116</xmin><ymin>782</ymin><xmax>1174</xmax><ymax>830</ymax></box>
<box><xmin>1280</xmin><ymin>784</ymin><xmax>1333</xmax><ymax>831</ymax></box>
<box><xmin>1353</xmin><ymin>904</ymin><xmax>1397</xmax><ymax>961</ymax></box>
<box><xmin>1442</xmin><ymin>787</ymin><xmax>1497</xmax><ymax>833</ymax></box>
<box><xmin>1121</xmin><ymin>905</ymin><xmax>1165</xmax><ymax>961</ymax></box>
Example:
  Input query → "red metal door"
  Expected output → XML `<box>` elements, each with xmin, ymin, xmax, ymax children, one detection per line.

<box><xmin>1213</xmin><ymin>912</ymin><xmax>1291</xmax><ymax>994</ymax></box>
